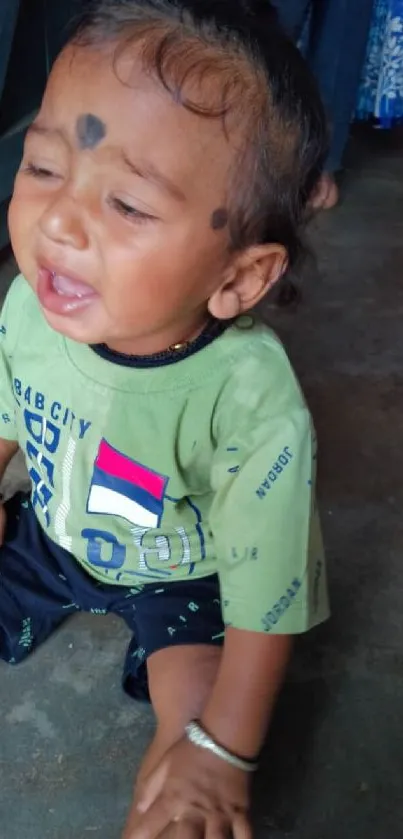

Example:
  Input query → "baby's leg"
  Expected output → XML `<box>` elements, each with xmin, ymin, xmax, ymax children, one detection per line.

<box><xmin>0</xmin><ymin>493</ymin><xmax>77</xmax><ymax>663</ymax></box>
<box><xmin>123</xmin><ymin>643</ymin><xmax>221</xmax><ymax>838</ymax></box>
<box><xmin>117</xmin><ymin>575</ymin><xmax>225</xmax><ymax>838</ymax></box>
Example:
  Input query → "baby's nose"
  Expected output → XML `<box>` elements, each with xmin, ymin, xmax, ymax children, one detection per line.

<box><xmin>39</xmin><ymin>194</ymin><xmax>89</xmax><ymax>250</ymax></box>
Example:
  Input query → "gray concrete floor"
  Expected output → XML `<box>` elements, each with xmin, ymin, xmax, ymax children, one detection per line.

<box><xmin>1</xmin><ymin>128</ymin><xmax>403</xmax><ymax>838</ymax></box>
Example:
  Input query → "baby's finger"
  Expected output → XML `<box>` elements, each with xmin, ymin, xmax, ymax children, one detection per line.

<box><xmin>175</xmin><ymin>816</ymin><xmax>204</xmax><ymax>839</ymax></box>
<box><xmin>232</xmin><ymin>811</ymin><xmax>252</xmax><ymax>839</ymax></box>
<box><xmin>130</xmin><ymin>796</ymin><xmax>172</xmax><ymax>839</ymax></box>
<box><xmin>137</xmin><ymin>759</ymin><xmax>170</xmax><ymax>813</ymax></box>
<box><xmin>205</xmin><ymin>814</ymin><xmax>231</xmax><ymax>839</ymax></box>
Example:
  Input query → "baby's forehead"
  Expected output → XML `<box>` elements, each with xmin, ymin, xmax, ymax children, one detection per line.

<box><xmin>41</xmin><ymin>43</ymin><xmax>238</xmax><ymax>204</ymax></box>
<box><xmin>51</xmin><ymin>44</ymin><xmax>237</xmax><ymax>143</ymax></box>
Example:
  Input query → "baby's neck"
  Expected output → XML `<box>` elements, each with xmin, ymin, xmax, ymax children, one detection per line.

<box><xmin>105</xmin><ymin>317</ymin><xmax>210</xmax><ymax>358</ymax></box>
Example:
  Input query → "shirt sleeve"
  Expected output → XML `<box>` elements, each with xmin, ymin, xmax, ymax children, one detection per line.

<box><xmin>0</xmin><ymin>278</ymin><xmax>23</xmax><ymax>442</ymax></box>
<box><xmin>209</xmin><ymin>380</ymin><xmax>329</xmax><ymax>636</ymax></box>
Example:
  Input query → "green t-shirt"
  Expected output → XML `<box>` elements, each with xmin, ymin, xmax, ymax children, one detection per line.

<box><xmin>0</xmin><ymin>275</ymin><xmax>329</xmax><ymax>634</ymax></box>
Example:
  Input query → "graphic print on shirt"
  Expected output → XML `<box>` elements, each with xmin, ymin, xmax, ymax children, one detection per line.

<box><xmin>12</xmin><ymin>376</ymin><xmax>92</xmax><ymax>528</ymax></box>
<box><xmin>86</xmin><ymin>438</ymin><xmax>169</xmax><ymax>528</ymax></box>
<box><xmin>10</xmin><ymin>372</ymin><xmax>205</xmax><ymax>581</ymax></box>
<box><xmin>83</xmin><ymin>438</ymin><xmax>204</xmax><ymax>580</ymax></box>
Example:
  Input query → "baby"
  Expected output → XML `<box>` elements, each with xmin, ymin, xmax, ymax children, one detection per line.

<box><xmin>0</xmin><ymin>1</ymin><xmax>329</xmax><ymax>837</ymax></box>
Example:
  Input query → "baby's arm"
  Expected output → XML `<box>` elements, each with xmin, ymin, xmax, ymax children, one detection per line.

<box><xmin>0</xmin><ymin>438</ymin><xmax>20</xmax><ymax>542</ymax></box>
<box><xmin>0</xmin><ymin>278</ymin><xmax>27</xmax><ymax>527</ymax></box>
<box><xmin>0</xmin><ymin>438</ymin><xmax>19</xmax><ymax>476</ymax></box>
<box><xmin>125</xmin><ymin>628</ymin><xmax>291</xmax><ymax>839</ymax></box>
<box><xmin>201</xmin><ymin>626</ymin><xmax>292</xmax><ymax>760</ymax></box>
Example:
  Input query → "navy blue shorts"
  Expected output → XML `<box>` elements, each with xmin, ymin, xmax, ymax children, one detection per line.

<box><xmin>0</xmin><ymin>494</ymin><xmax>224</xmax><ymax>701</ymax></box>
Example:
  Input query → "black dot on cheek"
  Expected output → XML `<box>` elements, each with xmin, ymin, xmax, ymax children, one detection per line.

<box><xmin>210</xmin><ymin>208</ymin><xmax>229</xmax><ymax>231</ymax></box>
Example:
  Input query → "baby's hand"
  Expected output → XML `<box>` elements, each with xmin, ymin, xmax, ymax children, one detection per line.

<box><xmin>124</xmin><ymin>736</ymin><xmax>252</xmax><ymax>839</ymax></box>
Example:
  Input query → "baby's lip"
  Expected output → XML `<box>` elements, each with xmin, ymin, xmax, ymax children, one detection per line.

<box><xmin>39</xmin><ymin>258</ymin><xmax>97</xmax><ymax>294</ymax></box>
<box><xmin>36</xmin><ymin>266</ymin><xmax>99</xmax><ymax>316</ymax></box>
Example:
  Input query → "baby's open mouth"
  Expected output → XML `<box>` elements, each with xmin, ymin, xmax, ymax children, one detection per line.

<box><xmin>37</xmin><ymin>267</ymin><xmax>98</xmax><ymax>316</ymax></box>
<box><xmin>51</xmin><ymin>272</ymin><xmax>96</xmax><ymax>299</ymax></box>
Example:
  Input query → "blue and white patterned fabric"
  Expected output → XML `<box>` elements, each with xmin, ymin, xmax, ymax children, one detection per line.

<box><xmin>357</xmin><ymin>0</ymin><xmax>403</xmax><ymax>125</ymax></box>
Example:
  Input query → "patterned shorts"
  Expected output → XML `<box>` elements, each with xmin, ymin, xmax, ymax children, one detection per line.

<box><xmin>0</xmin><ymin>493</ymin><xmax>224</xmax><ymax>701</ymax></box>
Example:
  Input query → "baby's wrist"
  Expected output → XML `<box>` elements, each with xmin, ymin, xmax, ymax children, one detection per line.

<box><xmin>185</xmin><ymin>720</ymin><xmax>259</xmax><ymax>772</ymax></box>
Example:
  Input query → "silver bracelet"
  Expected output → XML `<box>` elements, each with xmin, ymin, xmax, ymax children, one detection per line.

<box><xmin>185</xmin><ymin>720</ymin><xmax>258</xmax><ymax>773</ymax></box>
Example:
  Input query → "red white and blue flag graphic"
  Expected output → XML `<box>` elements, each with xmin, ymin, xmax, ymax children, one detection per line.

<box><xmin>87</xmin><ymin>439</ymin><xmax>168</xmax><ymax>528</ymax></box>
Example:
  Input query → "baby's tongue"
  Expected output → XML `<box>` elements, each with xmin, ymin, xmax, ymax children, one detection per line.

<box><xmin>52</xmin><ymin>273</ymin><xmax>95</xmax><ymax>298</ymax></box>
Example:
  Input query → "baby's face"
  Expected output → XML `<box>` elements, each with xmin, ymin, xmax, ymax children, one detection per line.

<box><xmin>8</xmin><ymin>42</ymin><xmax>234</xmax><ymax>353</ymax></box>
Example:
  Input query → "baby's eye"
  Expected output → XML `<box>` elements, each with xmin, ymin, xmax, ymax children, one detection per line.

<box><xmin>109</xmin><ymin>197</ymin><xmax>154</xmax><ymax>222</ymax></box>
<box><xmin>22</xmin><ymin>162</ymin><xmax>59</xmax><ymax>179</ymax></box>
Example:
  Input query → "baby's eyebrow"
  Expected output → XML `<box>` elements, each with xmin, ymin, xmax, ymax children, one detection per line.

<box><xmin>120</xmin><ymin>152</ymin><xmax>186</xmax><ymax>203</ymax></box>
<box><xmin>26</xmin><ymin>122</ymin><xmax>67</xmax><ymax>144</ymax></box>
<box><xmin>26</xmin><ymin>122</ymin><xmax>187</xmax><ymax>203</ymax></box>
<box><xmin>28</xmin><ymin>116</ymin><xmax>107</xmax><ymax>151</ymax></box>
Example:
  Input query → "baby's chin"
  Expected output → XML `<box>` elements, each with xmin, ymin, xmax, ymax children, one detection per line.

<box><xmin>34</xmin><ymin>299</ymin><xmax>108</xmax><ymax>346</ymax></box>
<box><xmin>39</xmin><ymin>309</ymin><xmax>149</xmax><ymax>352</ymax></box>
<box><xmin>41</xmin><ymin>309</ymin><xmax>102</xmax><ymax>345</ymax></box>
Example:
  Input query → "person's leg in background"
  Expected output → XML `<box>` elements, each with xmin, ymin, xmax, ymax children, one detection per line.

<box><xmin>273</xmin><ymin>0</ymin><xmax>374</xmax><ymax>208</ymax></box>
<box><xmin>272</xmin><ymin>0</ymin><xmax>337</xmax><ymax>207</ymax></box>
<box><xmin>308</xmin><ymin>0</ymin><xmax>374</xmax><ymax>206</ymax></box>
<box><xmin>272</xmin><ymin>0</ymin><xmax>310</xmax><ymax>38</ymax></box>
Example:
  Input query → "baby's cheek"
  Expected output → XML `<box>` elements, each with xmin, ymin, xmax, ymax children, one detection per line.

<box><xmin>8</xmin><ymin>196</ymin><xmax>28</xmax><ymax>260</ymax></box>
<box><xmin>9</xmin><ymin>186</ymin><xmax>38</xmax><ymax>244</ymax></box>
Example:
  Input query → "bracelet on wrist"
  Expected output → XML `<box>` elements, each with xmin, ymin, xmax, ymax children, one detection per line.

<box><xmin>185</xmin><ymin>720</ymin><xmax>259</xmax><ymax>773</ymax></box>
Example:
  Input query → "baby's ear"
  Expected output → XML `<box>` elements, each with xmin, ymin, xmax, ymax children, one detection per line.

<box><xmin>208</xmin><ymin>243</ymin><xmax>288</xmax><ymax>320</ymax></box>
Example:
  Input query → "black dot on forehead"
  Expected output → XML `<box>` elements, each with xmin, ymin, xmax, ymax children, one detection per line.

<box><xmin>76</xmin><ymin>114</ymin><xmax>106</xmax><ymax>149</ymax></box>
<box><xmin>211</xmin><ymin>207</ymin><xmax>229</xmax><ymax>231</ymax></box>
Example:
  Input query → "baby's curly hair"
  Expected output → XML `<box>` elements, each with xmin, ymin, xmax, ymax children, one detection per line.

<box><xmin>72</xmin><ymin>0</ymin><xmax>328</xmax><ymax>265</ymax></box>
